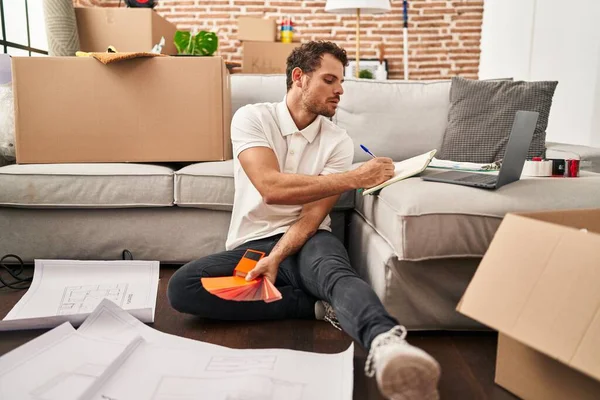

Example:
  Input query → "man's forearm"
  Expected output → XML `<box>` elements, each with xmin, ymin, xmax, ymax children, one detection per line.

<box><xmin>263</xmin><ymin>171</ymin><xmax>358</xmax><ymax>205</ymax></box>
<box><xmin>268</xmin><ymin>214</ymin><xmax>321</xmax><ymax>264</ymax></box>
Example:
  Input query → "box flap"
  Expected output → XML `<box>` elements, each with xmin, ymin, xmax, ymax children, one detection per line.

<box><xmin>496</xmin><ymin>333</ymin><xmax>600</xmax><ymax>400</ymax></box>
<box><xmin>151</xmin><ymin>10</ymin><xmax>177</xmax><ymax>55</ymax></box>
<box><xmin>457</xmin><ymin>211</ymin><xmax>600</xmax><ymax>382</ymax></box>
<box><xmin>515</xmin><ymin>208</ymin><xmax>600</xmax><ymax>234</ymax></box>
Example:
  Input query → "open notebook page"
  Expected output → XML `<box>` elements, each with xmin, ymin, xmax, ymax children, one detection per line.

<box><xmin>362</xmin><ymin>150</ymin><xmax>437</xmax><ymax>196</ymax></box>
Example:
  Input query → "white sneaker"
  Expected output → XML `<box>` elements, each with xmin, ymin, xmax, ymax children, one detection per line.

<box><xmin>365</xmin><ymin>326</ymin><xmax>441</xmax><ymax>400</ymax></box>
<box><xmin>314</xmin><ymin>300</ymin><xmax>342</xmax><ymax>331</ymax></box>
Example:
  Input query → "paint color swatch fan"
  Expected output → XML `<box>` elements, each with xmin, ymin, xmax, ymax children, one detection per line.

<box><xmin>201</xmin><ymin>249</ymin><xmax>282</xmax><ymax>303</ymax></box>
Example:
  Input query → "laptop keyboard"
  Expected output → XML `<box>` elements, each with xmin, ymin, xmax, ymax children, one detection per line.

<box><xmin>456</xmin><ymin>174</ymin><xmax>498</xmax><ymax>184</ymax></box>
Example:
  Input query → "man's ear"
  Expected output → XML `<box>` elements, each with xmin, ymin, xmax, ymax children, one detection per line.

<box><xmin>292</xmin><ymin>67</ymin><xmax>303</xmax><ymax>88</ymax></box>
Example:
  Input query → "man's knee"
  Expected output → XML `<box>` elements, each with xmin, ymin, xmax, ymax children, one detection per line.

<box><xmin>302</xmin><ymin>230</ymin><xmax>349</xmax><ymax>261</ymax></box>
<box><xmin>299</xmin><ymin>233</ymin><xmax>357</xmax><ymax>287</ymax></box>
<box><xmin>166</xmin><ymin>266</ymin><xmax>195</xmax><ymax>313</ymax></box>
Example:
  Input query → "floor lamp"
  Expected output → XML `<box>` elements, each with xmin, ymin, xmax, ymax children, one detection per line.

<box><xmin>403</xmin><ymin>0</ymin><xmax>409</xmax><ymax>80</ymax></box>
<box><xmin>325</xmin><ymin>0</ymin><xmax>391</xmax><ymax>78</ymax></box>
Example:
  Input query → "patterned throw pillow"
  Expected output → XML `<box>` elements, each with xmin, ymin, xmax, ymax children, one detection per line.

<box><xmin>437</xmin><ymin>77</ymin><xmax>558</xmax><ymax>163</ymax></box>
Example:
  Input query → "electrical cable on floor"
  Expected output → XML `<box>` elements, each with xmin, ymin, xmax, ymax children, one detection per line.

<box><xmin>1</xmin><ymin>250</ymin><xmax>134</xmax><ymax>290</ymax></box>
<box><xmin>0</xmin><ymin>254</ymin><xmax>32</xmax><ymax>290</ymax></box>
<box><xmin>122</xmin><ymin>249</ymin><xmax>134</xmax><ymax>260</ymax></box>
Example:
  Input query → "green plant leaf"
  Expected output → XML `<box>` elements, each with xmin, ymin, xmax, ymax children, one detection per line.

<box><xmin>194</xmin><ymin>31</ymin><xmax>218</xmax><ymax>56</ymax></box>
<box><xmin>359</xmin><ymin>69</ymin><xmax>374</xmax><ymax>79</ymax></box>
<box><xmin>174</xmin><ymin>30</ymin><xmax>218</xmax><ymax>56</ymax></box>
<box><xmin>174</xmin><ymin>31</ymin><xmax>191</xmax><ymax>54</ymax></box>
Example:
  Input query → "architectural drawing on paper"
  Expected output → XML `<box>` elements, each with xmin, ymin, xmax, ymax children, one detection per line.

<box><xmin>58</xmin><ymin>284</ymin><xmax>129</xmax><ymax>315</ymax></box>
<box><xmin>151</xmin><ymin>375</ymin><xmax>305</xmax><ymax>400</ymax></box>
<box><xmin>205</xmin><ymin>355</ymin><xmax>277</xmax><ymax>372</ymax></box>
<box><xmin>29</xmin><ymin>363</ymin><xmax>105</xmax><ymax>399</ymax></box>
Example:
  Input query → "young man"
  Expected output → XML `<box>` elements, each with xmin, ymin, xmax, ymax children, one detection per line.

<box><xmin>168</xmin><ymin>41</ymin><xmax>441</xmax><ymax>399</ymax></box>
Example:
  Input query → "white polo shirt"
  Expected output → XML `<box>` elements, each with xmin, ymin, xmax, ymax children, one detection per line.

<box><xmin>225</xmin><ymin>97</ymin><xmax>354</xmax><ymax>250</ymax></box>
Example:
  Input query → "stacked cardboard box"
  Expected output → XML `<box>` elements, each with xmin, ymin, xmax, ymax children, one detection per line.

<box><xmin>237</xmin><ymin>17</ymin><xmax>277</xmax><ymax>42</ymax></box>
<box><xmin>9</xmin><ymin>7</ymin><xmax>233</xmax><ymax>164</ymax></box>
<box><xmin>458</xmin><ymin>208</ymin><xmax>600</xmax><ymax>400</ymax></box>
<box><xmin>237</xmin><ymin>17</ymin><xmax>299</xmax><ymax>74</ymax></box>
<box><xmin>75</xmin><ymin>7</ymin><xmax>178</xmax><ymax>55</ymax></box>
<box><xmin>12</xmin><ymin>55</ymin><xmax>231</xmax><ymax>164</ymax></box>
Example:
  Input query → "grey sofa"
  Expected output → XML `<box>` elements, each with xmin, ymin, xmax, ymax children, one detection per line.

<box><xmin>2</xmin><ymin>74</ymin><xmax>600</xmax><ymax>330</ymax></box>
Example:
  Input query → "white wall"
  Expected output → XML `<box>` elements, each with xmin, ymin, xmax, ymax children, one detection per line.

<box><xmin>479</xmin><ymin>0</ymin><xmax>600</xmax><ymax>147</ymax></box>
<box><xmin>591</xmin><ymin>44</ymin><xmax>600</xmax><ymax>147</ymax></box>
<box><xmin>479</xmin><ymin>0</ymin><xmax>536</xmax><ymax>81</ymax></box>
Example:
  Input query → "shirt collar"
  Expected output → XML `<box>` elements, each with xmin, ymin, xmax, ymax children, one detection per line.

<box><xmin>276</xmin><ymin>96</ymin><xmax>321</xmax><ymax>144</ymax></box>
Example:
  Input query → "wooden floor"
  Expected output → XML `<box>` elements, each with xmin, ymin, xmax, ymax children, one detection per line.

<box><xmin>0</xmin><ymin>265</ymin><xmax>519</xmax><ymax>400</ymax></box>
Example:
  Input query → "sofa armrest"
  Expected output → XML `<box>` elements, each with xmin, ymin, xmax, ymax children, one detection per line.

<box><xmin>546</xmin><ymin>142</ymin><xmax>600</xmax><ymax>173</ymax></box>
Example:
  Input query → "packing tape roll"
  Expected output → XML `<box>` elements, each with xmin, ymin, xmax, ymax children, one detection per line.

<box><xmin>522</xmin><ymin>160</ymin><xmax>553</xmax><ymax>177</ymax></box>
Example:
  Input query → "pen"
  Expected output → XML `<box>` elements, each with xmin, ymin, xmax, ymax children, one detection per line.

<box><xmin>360</xmin><ymin>144</ymin><xmax>377</xmax><ymax>159</ymax></box>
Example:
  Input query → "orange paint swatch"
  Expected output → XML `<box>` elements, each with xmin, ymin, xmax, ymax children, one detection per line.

<box><xmin>200</xmin><ymin>249</ymin><xmax>282</xmax><ymax>303</ymax></box>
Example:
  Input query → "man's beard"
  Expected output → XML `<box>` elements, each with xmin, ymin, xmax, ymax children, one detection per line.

<box><xmin>301</xmin><ymin>88</ymin><xmax>336</xmax><ymax>118</ymax></box>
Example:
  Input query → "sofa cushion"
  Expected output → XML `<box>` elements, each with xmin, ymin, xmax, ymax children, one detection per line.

<box><xmin>354</xmin><ymin>167</ymin><xmax>600</xmax><ymax>261</ymax></box>
<box><xmin>174</xmin><ymin>160</ymin><xmax>355</xmax><ymax>211</ymax></box>
<box><xmin>230</xmin><ymin>74</ymin><xmax>519</xmax><ymax>163</ymax></box>
<box><xmin>231</xmin><ymin>75</ymin><xmax>457</xmax><ymax>164</ymax></box>
<box><xmin>231</xmin><ymin>74</ymin><xmax>286</xmax><ymax>116</ymax></box>
<box><xmin>334</xmin><ymin>79</ymin><xmax>453</xmax><ymax>163</ymax></box>
<box><xmin>0</xmin><ymin>163</ymin><xmax>174</xmax><ymax>207</ymax></box>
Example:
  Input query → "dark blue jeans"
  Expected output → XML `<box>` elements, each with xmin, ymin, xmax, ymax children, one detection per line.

<box><xmin>167</xmin><ymin>230</ymin><xmax>398</xmax><ymax>349</ymax></box>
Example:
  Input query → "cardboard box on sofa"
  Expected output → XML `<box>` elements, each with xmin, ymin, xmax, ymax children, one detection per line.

<box><xmin>75</xmin><ymin>7</ymin><xmax>177</xmax><ymax>55</ymax></box>
<box><xmin>242</xmin><ymin>42</ymin><xmax>299</xmax><ymax>74</ymax></box>
<box><xmin>237</xmin><ymin>17</ymin><xmax>277</xmax><ymax>42</ymax></box>
<box><xmin>12</xmin><ymin>56</ymin><xmax>232</xmax><ymax>164</ymax></box>
<box><xmin>457</xmin><ymin>209</ymin><xmax>600</xmax><ymax>400</ymax></box>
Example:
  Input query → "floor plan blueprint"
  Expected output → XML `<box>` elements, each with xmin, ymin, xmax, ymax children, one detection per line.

<box><xmin>0</xmin><ymin>259</ymin><xmax>159</xmax><ymax>331</ymax></box>
<box><xmin>205</xmin><ymin>355</ymin><xmax>277</xmax><ymax>372</ymax></box>
<box><xmin>58</xmin><ymin>284</ymin><xmax>128</xmax><ymax>315</ymax></box>
<box><xmin>0</xmin><ymin>300</ymin><xmax>354</xmax><ymax>400</ymax></box>
<box><xmin>151</xmin><ymin>375</ymin><xmax>305</xmax><ymax>400</ymax></box>
<box><xmin>0</xmin><ymin>322</ymin><xmax>142</xmax><ymax>400</ymax></box>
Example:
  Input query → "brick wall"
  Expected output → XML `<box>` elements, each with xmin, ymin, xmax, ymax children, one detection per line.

<box><xmin>73</xmin><ymin>0</ymin><xmax>483</xmax><ymax>80</ymax></box>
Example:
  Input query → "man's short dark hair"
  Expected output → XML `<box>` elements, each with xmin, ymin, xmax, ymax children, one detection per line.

<box><xmin>285</xmin><ymin>41</ymin><xmax>348</xmax><ymax>91</ymax></box>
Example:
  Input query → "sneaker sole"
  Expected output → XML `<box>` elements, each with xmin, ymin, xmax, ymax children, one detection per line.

<box><xmin>379</xmin><ymin>352</ymin><xmax>441</xmax><ymax>400</ymax></box>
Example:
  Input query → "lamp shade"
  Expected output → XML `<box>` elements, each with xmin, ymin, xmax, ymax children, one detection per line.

<box><xmin>325</xmin><ymin>0</ymin><xmax>391</xmax><ymax>14</ymax></box>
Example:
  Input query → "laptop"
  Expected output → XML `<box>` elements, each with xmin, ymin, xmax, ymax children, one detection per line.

<box><xmin>422</xmin><ymin>110</ymin><xmax>539</xmax><ymax>189</ymax></box>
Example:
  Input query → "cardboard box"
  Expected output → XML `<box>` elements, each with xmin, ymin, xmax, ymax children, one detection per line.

<box><xmin>75</xmin><ymin>7</ymin><xmax>178</xmax><ymax>55</ymax></box>
<box><xmin>12</xmin><ymin>56</ymin><xmax>232</xmax><ymax>164</ymax></box>
<box><xmin>237</xmin><ymin>17</ymin><xmax>277</xmax><ymax>42</ymax></box>
<box><xmin>242</xmin><ymin>42</ymin><xmax>300</xmax><ymax>74</ymax></box>
<box><xmin>457</xmin><ymin>209</ymin><xmax>600</xmax><ymax>400</ymax></box>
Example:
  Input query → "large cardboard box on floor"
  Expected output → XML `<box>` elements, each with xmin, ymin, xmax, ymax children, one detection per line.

<box><xmin>75</xmin><ymin>7</ymin><xmax>177</xmax><ymax>55</ymax></box>
<box><xmin>237</xmin><ymin>17</ymin><xmax>277</xmax><ymax>42</ymax></box>
<box><xmin>457</xmin><ymin>209</ymin><xmax>600</xmax><ymax>400</ymax></box>
<box><xmin>12</xmin><ymin>56</ymin><xmax>232</xmax><ymax>164</ymax></box>
<box><xmin>242</xmin><ymin>41</ymin><xmax>299</xmax><ymax>74</ymax></box>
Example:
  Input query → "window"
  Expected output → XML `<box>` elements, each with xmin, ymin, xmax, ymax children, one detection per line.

<box><xmin>0</xmin><ymin>0</ymin><xmax>48</xmax><ymax>56</ymax></box>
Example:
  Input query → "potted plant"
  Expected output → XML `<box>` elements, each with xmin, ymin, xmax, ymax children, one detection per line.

<box><xmin>174</xmin><ymin>30</ymin><xmax>218</xmax><ymax>56</ymax></box>
<box><xmin>359</xmin><ymin>69</ymin><xmax>374</xmax><ymax>79</ymax></box>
